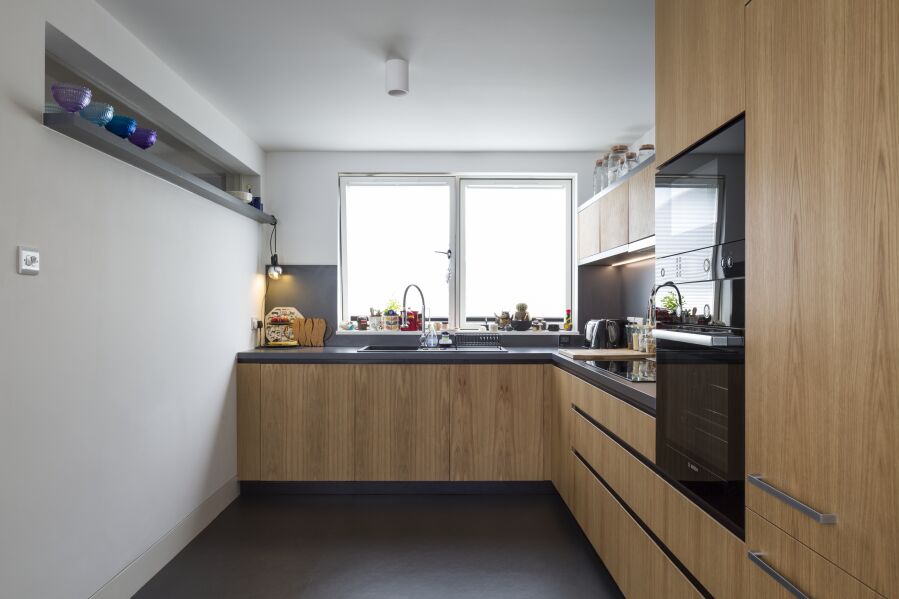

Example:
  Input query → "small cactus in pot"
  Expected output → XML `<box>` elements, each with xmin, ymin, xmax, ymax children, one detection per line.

<box><xmin>514</xmin><ymin>303</ymin><xmax>529</xmax><ymax>322</ymax></box>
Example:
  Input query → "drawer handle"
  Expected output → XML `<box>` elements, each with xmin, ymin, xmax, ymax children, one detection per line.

<box><xmin>748</xmin><ymin>551</ymin><xmax>810</xmax><ymax>599</ymax></box>
<box><xmin>747</xmin><ymin>475</ymin><xmax>837</xmax><ymax>524</ymax></box>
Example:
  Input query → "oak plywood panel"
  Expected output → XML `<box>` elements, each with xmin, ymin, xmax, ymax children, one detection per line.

<box><xmin>656</xmin><ymin>0</ymin><xmax>745</xmax><ymax>164</ymax></box>
<box><xmin>354</xmin><ymin>365</ymin><xmax>451</xmax><ymax>481</ymax></box>
<box><xmin>746</xmin><ymin>510</ymin><xmax>884</xmax><ymax>599</ymax></box>
<box><xmin>567</xmin><ymin>372</ymin><xmax>655</xmax><ymax>461</ymax></box>
<box><xmin>572</xmin><ymin>410</ymin><xmax>746</xmax><ymax>599</ymax></box>
<box><xmin>237</xmin><ymin>363</ymin><xmax>261</xmax><ymax>480</ymax></box>
<box><xmin>599</xmin><ymin>183</ymin><xmax>629</xmax><ymax>252</ymax></box>
<box><xmin>578</xmin><ymin>201</ymin><xmax>601</xmax><ymax>259</ymax></box>
<box><xmin>449</xmin><ymin>365</ymin><xmax>543</xmax><ymax>481</ymax></box>
<box><xmin>571</xmin><ymin>456</ymin><xmax>704</xmax><ymax>599</ymax></box>
<box><xmin>260</xmin><ymin>364</ymin><xmax>355</xmax><ymax>481</ymax></box>
<box><xmin>745</xmin><ymin>1</ymin><xmax>899</xmax><ymax>595</ymax></box>
<box><xmin>628</xmin><ymin>165</ymin><xmax>656</xmax><ymax>243</ymax></box>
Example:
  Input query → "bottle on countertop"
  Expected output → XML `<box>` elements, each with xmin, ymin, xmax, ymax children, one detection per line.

<box><xmin>563</xmin><ymin>309</ymin><xmax>573</xmax><ymax>331</ymax></box>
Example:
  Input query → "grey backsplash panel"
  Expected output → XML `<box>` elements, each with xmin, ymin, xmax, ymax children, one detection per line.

<box><xmin>620</xmin><ymin>259</ymin><xmax>655</xmax><ymax>317</ymax></box>
<box><xmin>578</xmin><ymin>258</ymin><xmax>655</xmax><ymax>321</ymax></box>
<box><xmin>264</xmin><ymin>265</ymin><xmax>338</xmax><ymax>330</ymax></box>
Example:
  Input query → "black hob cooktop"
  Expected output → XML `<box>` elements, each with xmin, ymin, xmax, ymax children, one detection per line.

<box><xmin>586</xmin><ymin>359</ymin><xmax>656</xmax><ymax>383</ymax></box>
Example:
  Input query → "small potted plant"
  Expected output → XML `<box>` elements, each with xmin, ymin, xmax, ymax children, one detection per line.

<box><xmin>511</xmin><ymin>302</ymin><xmax>531</xmax><ymax>331</ymax></box>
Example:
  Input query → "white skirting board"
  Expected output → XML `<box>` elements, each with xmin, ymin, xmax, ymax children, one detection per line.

<box><xmin>88</xmin><ymin>478</ymin><xmax>239</xmax><ymax>599</ymax></box>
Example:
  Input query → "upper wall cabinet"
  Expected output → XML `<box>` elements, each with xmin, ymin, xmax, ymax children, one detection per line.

<box><xmin>656</xmin><ymin>0</ymin><xmax>745</xmax><ymax>165</ymax></box>
<box><xmin>745</xmin><ymin>0</ymin><xmax>899</xmax><ymax>596</ymax></box>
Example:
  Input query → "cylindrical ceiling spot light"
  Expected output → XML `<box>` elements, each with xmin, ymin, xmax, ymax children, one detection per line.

<box><xmin>386</xmin><ymin>58</ymin><xmax>409</xmax><ymax>96</ymax></box>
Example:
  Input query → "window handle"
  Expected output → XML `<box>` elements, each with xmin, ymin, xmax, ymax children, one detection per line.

<box><xmin>434</xmin><ymin>249</ymin><xmax>452</xmax><ymax>259</ymax></box>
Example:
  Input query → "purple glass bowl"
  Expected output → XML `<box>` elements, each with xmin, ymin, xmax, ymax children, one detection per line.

<box><xmin>129</xmin><ymin>127</ymin><xmax>157</xmax><ymax>150</ymax></box>
<box><xmin>51</xmin><ymin>83</ymin><xmax>92</xmax><ymax>113</ymax></box>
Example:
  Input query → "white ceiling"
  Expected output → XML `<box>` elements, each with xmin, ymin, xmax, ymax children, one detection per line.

<box><xmin>96</xmin><ymin>0</ymin><xmax>654</xmax><ymax>152</ymax></box>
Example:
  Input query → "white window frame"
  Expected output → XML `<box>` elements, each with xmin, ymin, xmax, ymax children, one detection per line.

<box><xmin>458</xmin><ymin>178</ymin><xmax>573</xmax><ymax>327</ymax></box>
<box><xmin>338</xmin><ymin>173</ymin><xmax>575</xmax><ymax>330</ymax></box>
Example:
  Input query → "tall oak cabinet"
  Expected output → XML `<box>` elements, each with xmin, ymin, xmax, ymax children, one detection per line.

<box><xmin>744</xmin><ymin>1</ymin><xmax>899</xmax><ymax>597</ymax></box>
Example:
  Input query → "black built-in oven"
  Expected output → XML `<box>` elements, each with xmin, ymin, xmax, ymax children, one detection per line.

<box><xmin>653</xmin><ymin>115</ymin><xmax>746</xmax><ymax>535</ymax></box>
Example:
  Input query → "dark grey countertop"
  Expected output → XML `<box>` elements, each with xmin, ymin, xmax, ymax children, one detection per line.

<box><xmin>237</xmin><ymin>346</ymin><xmax>656</xmax><ymax>415</ymax></box>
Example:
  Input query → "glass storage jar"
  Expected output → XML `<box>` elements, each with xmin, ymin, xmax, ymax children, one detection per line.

<box><xmin>638</xmin><ymin>144</ymin><xmax>655</xmax><ymax>163</ymax></box>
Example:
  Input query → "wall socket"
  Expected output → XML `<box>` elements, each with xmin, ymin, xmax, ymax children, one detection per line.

<box><xmin>17</xmin><ymin>246</ymin><xmax>39</xmax><ymax>275</ymax></box>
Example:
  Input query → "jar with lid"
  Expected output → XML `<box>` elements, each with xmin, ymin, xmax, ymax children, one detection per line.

<box><xmin>607</xmin><ymin>144</ymin><xmax>627</xmax><ymax>177</ymax></box>
<box><xmin>626</xmin><ymin>151</ymin><xmax>639</xmax><ymax>172</ymax></box>
<box><xmin>637</xmin><ymin>144</ymin><xmax>655</xmax><ymax>163</ymax></box>
<box><xmin>616</xmin><ymin>157</ymin><xmax>628</xmax><ymax>179</ymax></box>
<box><xmin>593</xmin><ymin>159</ymin><xmax>607</xmax><ymax>195</ymax></box>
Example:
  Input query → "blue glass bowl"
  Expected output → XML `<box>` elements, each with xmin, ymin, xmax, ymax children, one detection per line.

<box><xmin>105</xmin><ymin>115</ymin><xmax>137</xmax><ymax>138</ymax></box>
<box><xmin>80</xmin><ymin>102</ymin><xmax>115</xmax><ymax>127</ymax></box>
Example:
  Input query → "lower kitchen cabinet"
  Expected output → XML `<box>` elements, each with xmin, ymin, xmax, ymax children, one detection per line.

<box><xmin>571</xmin><ymin>454</ymin><xmax>704</xmax><ymax>599</ymax></box>
<box><xmin>549</xmin><ymin>366</ymin><xmax>574</xmax><ymax>504</ymax></box>
<box><xmin>746</xmin><ymin>510</ymin><xmax>884</xmax><ymax>599</ymax></box>
<box><xmin>237</xmin><ymin>363</ymin><xmax>262</xmax><ymax>480</ymax></box>
<box><xmin>572</xmin><ymin>407</ymin><xmax>746</xmax><ymax>599</ymax></box>
<box><xmin>449</xmin><ymin>364</ymin><xmax>543</xmax><ymax>481</ymax></box>
<box><xmin>354</xmin><ymin>364</ymin><xmax>451</xmax><ymax>480</ymax></box>
<box><xmin>259</xmin><ymin>364</ymin><xmax>355</xmax><ymax>481</ymax></box>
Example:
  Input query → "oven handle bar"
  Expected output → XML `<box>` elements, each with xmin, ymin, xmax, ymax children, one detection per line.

<box><xmin>747</xmin><ymin>475</ymin><xmax>837</xmax><ymax>524</ymax></box>
<box><xmin>652</xmin><ymin>329</ymin><xmax>744</xmax><ymax>347</ymax></box>
<box><xmin>747</xmin><ymin>552</ymin><xmax>810</xmax><ymax>599</ymax></box>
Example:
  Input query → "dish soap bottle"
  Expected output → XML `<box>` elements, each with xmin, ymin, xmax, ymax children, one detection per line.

<box><xmin>425</xmin><ymin>324</ymin><xmax>439</xmax><ymax>348</ymax></box>
<box><xmin>563</xmin><ymin>309</ymin><xmax>573</xmax><ymax>331</ymax></box>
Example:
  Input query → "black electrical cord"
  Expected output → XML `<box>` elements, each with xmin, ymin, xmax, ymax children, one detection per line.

<box><xmin>269</xmin><ymin>222</ymin><xmax>277</xmax><ymax>259</ymax></box>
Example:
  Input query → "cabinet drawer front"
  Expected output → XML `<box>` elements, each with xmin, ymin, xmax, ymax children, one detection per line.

<box><xmin>566</xmin><ymin>372</ymin><xmax>655</xmax><ymax>461</ymax></box>
<box><xmin>572</xmin><ymin>408</ymin><xmax>746</xmax><ymax>599</ymax></box>
<box><xmin>571</xmin><ymin>453</ymin><xmax>703</xmax><ymax>599</ymax></box>
<box><xmin>746</xmin><ymin>510</ymin><xmax>884</xmax><ymax>599</ymax></box>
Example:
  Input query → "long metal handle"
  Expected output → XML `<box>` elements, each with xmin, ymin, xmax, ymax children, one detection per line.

<box><xmin>747</xmin><ymin>475</ymin><xmax>837</xmax><ymax>524</ymax></box>
<box><xmin>748</xmin><ymin>552</ymin><xmax>810</xmax><ymax>599</ymax></box>
<box><xmin>652</xmin><ymin>328</ymin><xmax>744</xmax><ymax>347</ymax></box>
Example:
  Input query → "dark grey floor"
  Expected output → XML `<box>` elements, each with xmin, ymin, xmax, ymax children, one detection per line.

<box><xmin>134</xmin><ymin>493</ymin><xmax>624</xmax><ymax>599</ymax></box>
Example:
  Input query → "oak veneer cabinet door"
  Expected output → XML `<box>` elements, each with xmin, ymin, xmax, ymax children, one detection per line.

<box><xmin>628</xmin><ymin>165</ymin><xmax>655</xmax><ymax>243</ymax></box>
<box><xmin>577</xmin><ymin>201</ymin><xmax>601</xmax><ymax>260</ymax></box>
<box><xmin>745</xmin><ymin>510</ymin><xmax>885</xmax><ymax>599</ymax></box>
<box><xmin>260</xmin><ymin>364</ymin><xmax>355</xmax><ymax>481</ymax></box>
<box><xmin>745</xmin><ymin>1</ymin><xmax>899</xmax><ymax>596</ymax></box>
<box><xmin>550</xmin><ymin>367</ymin><xmax>574</xmax><ymax>505</ymax></box>
<box><xmin>354</xmin><ymin>364</ymin><xmax>451</xmax><ymax>480</ymax></box>
<box><xmin>449</xmin><ymin>364</ymin><xmax>543</xmax><ymax>481</ymax></box>
<box><xmin>572</xmin><ymin>455</ymin><xmax>703</xmax><ymax>599</ymax></box>
<box><xmin>237</xmin><ymin>363</ymin><xmax>262</xmax><ymax>480</ymax></box>
<box><xmin>656</xmin><ymin>0</ymin><xmax>744</xmax><ymax>164</ymax></box>
<box><xmin>599</xmin><ymin>183</ymin><xmax>629</xmax><ymax>252</ymax></box>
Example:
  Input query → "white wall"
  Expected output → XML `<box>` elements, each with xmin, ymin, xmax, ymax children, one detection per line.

<box><xmin>0</xmin><ymin>2</ymin><xmax>265</xmax><ymax>597</ymax></box>
<box><xmin>266</xmin><ymin>151</ymin><xmax>599</xmax><ymax>264</ymax></box>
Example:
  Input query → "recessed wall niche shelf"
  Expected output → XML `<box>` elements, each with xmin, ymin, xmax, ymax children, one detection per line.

<box><xmin>43</xmin><ymin>23</ymin><xmax>275</xmax><ymax>225</ymax></box>
<box><xmin>44</xmin><ymin>113</ymin><xmax>276</xmax><ymax>225</ymax></box>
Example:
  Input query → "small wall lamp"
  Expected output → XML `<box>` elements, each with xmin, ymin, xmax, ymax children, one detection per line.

<box><xmin>268</xmin><ymin>222</ymin><xmax>282</xmax><ymax>280</ymax></box>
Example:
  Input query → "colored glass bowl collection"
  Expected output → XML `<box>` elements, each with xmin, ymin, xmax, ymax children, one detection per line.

<box><xmin>49</xmin><ymin>82</ymin><xmax>157</xmax><ymax>150</ymax></box>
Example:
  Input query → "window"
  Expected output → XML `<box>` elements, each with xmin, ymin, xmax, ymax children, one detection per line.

<box><xmin>340</xmin><ymin>176</ymin><xmax>573</xmax><ymax>328</ymax></box>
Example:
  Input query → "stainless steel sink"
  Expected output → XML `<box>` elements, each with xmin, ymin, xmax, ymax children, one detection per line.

<box><xmin>357</xmin><ymin>345</ymin><xmax>506</xmax><ymax>353</ymax></box>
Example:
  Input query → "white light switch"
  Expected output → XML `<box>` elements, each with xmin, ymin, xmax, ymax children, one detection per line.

<box><xmin>17</xmin><ymin>246</ymin><xmax>39</xmax><ymax>275</ymax></box>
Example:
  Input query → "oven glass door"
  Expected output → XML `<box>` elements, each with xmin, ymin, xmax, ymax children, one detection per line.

<box><xmin>656</xmin><ymin>340</ymin><xmax>744</xmax><ymax>532</ymax></box>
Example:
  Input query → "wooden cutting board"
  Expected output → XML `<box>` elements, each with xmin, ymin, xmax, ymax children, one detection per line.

<box><xmin>558</xmin><ymin>348</ymin><xmax>648</xmax><ymax>360</ymax></box>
